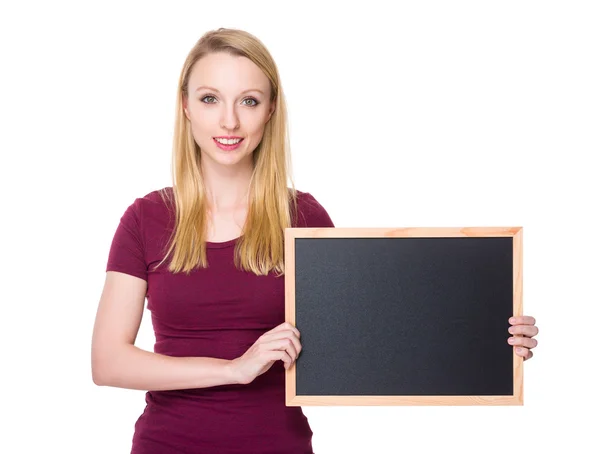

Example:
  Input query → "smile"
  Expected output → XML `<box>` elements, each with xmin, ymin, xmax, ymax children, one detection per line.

<box><xmin>213</xmin><ymin>138</ymin><xmax>244</xmax><ymax>150</ymax></box>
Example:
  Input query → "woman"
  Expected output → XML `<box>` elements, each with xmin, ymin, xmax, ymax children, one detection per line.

<box><xmin>91</xmin><ymin>28</ymin><xmax>539</xmax><ymax>453</ymax></box>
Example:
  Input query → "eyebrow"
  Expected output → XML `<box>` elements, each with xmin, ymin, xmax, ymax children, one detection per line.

<box><xmin>195</xmin><ymin>86</ymin><xmax>265</xmax><ymax>95</ymax></box>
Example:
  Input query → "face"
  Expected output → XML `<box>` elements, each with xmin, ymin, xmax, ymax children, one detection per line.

<box><xmin>183</xmin><ymin>52</ymin><xmax>275</xmax><ymax>169</ymax></box>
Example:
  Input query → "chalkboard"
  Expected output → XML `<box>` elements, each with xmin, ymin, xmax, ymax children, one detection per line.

<box><xmin>284</xmin><ymin>227</ymin><xmax>523</xmax><ymax>406</ymax></box>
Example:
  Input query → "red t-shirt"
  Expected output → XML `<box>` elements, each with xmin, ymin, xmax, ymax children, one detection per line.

<box><xmin>105</xmin><ymin>187</ymin><xmax>335</xmax><ymax>454</ymax></box>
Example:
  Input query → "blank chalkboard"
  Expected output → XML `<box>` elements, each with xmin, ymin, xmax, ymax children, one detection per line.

<box><xmin>284</xmin><ymin>227</ymin><xmax>523</xmax><ymax>406</ymax></box>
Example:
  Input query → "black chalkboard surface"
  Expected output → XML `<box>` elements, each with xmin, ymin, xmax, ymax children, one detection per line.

<box><xmin>284</xmin><ymin>227</ymin><xmax>523</xmax><ymax>406</ymax></box>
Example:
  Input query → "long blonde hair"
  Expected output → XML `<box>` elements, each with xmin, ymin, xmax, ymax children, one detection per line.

<box><xmin>153</xmin><ymin>28</ymin><xmax>298</xmax><ymax>277</ymax></box>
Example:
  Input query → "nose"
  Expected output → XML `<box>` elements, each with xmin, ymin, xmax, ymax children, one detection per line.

<box><xmin>220</xmin><ymin>103</ymin><xmax>240</xmax><ymax>131</ymax></box>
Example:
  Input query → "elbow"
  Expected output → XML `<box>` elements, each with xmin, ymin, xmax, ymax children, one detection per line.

<box><xmin>91</xmin><ymin>353</ymin><xmax>113</xmax><ymax>386</ymax></box>
<box><xmin>92</xmin><ymin>364</ymin><xmax>109</xmax><ymax>386</ymax></box>
<box><xmin>92</xmin><ymin>343</ymin><xmax>131</xmax><ymax>386</ymax></box>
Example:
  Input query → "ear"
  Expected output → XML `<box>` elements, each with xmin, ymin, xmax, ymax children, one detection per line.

<box><xmin>268</xmin><ymin>100</ymin><xmax>275</xmax><ymax>120</ymax></box>
<box><xmin>182</xmin><ymin>96</ymin><xmax>189</xmax><ymax>120</ymax></box>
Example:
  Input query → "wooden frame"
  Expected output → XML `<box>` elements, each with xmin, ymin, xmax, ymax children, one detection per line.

<box><xmin>284</xmin><ymin>227</ymin><xmax>523</xmax><ymax>406</ymax></box>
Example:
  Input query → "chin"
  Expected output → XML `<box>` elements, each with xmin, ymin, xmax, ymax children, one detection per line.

<box><xmin>204</xmin><ymin>150</ymin><xmax>253</xmax><ymax>167</ymax></box>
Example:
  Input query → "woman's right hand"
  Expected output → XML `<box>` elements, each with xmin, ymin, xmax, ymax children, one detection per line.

<box><xmin>229</xmin><ymin>322</ymin><xmax>302</xmax><ymax>385</ymax></box>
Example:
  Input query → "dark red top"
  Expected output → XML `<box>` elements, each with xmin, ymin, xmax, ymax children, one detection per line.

<box><xmin>105</xmin><ymin>187</ymin><xmax>335</xmax><ymax>454</ymax></box>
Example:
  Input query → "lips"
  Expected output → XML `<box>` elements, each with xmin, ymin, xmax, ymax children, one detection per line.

<box><xmin>213</xmin><ymin>137</ymin><xmax>244</xmax><ymax>151</ymax></box>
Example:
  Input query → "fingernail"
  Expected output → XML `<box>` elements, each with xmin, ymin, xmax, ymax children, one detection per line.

<box><xmin>509</xmin><ymin>317</ymin><xmax>516</xmax><ymax>324</ymax></box>
<box><xmin>516</xmin><ymin>347</ymin><xmax>523</xmax><ymax>353</ymax></box>
<box><xmin>508</xmin><ymin>327</ymin><xmax>515</xmax><ymax>334</ymax></box>
<box><xmin>508</xmin><ymin>337</ymin><xmax>515</xmax><ymax>344</ymax></box>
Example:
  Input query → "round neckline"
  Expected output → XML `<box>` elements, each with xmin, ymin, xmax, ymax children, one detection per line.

<box><xmin>205</xmin><ymin>235</ymin><xmax>242</xmax><ymax>249</ymax></box>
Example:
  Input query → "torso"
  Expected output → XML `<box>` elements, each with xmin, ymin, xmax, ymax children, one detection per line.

<box><xmin>108</xmin><ymin>187</ymin><xmax>331</xmax><ymax>452</ymax></box>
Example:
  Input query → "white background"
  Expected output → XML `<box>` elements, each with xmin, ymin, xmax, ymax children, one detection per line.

<box><xmin>2</xmin><ymin>1</ymin><xmax>599</xmax><ymax>453</ymax></box>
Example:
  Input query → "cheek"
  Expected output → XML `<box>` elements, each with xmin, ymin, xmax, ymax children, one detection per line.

<box><xmin>188</xmin><ymin>113</ymin><xmax>214</xmax><ymax>137</ymax></box>
<box><xmin>248</xmin><ymin>115</ymin><xmax>270</xmax><ymax>135</ymax></box>
<box><xmin>188</xmin><ymin>121</ymin><xmax>212</xmax><ymax>148</ymax></box>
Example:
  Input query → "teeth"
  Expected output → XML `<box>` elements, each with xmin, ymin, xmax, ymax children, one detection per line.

<box><xmin>215</xmin><ymin>138</ymin><xmax>242</xmax><ymax>145</ymax></box>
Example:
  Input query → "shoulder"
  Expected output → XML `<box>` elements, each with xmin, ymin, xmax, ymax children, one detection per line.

<box><xmin>141</xmin><ymin>186</ymin><xmax>174</xmax><ymax>205</ymax></box>
<box><xmin>131</xmin><ymin>186</ymin><xmax>175</xmax><ymax>213</ymax></box>
<box><xmin>294</xmin><ymin>189</ymin><xmax>321</xmax><ymax>208</ymax></box>
<box><xmin>291</xmin><ymin>188</ymin><xmax>335</xmax><ymax>228</ymax></box>
<box><xmin>119</xmin><ymin>186</ymin><xmax>174</xmax><ymax>226</ymax></box>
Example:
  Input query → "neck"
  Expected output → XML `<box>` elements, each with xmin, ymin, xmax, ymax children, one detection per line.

<box><xmin>201</xmin><ymin>160</ymin><xmax>253</xmax><ymax>212</ymax></box>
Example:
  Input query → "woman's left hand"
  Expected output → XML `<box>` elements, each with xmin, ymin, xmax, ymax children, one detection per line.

<box><xmin>507</xmin><ymin>315</ymin><xmax>539</xmax><ymax>360</ymax></box>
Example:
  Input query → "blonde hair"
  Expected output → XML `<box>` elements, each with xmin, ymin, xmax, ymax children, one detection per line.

<box><xmin>152</xmin><ymin>28</ymin><xmax>298</xmax><ymax>277</ymax></box>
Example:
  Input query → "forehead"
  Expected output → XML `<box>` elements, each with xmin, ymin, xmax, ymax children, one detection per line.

<box><xmin>188</xmin><ymin>52</ymin><xmax>270</xmax><ymax>93</ymax></box>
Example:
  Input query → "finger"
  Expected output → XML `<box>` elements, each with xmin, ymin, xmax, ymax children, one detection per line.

<box><xmin>261</xmin><ymin>331</ymin><xmax>302</xmax><ymax>356</ymax></box>
<box><xmin>507</xmin><ymin>336</ymin><xmax>538</xmax><ymax>349</ymax></box>
<box><xmin>508</xmin><ymin>325</ymin><xmax>539</xmax><ymax>337</ymax></box>
<box><xmin>264</xmin><ymin>338</ymin><xmax>299</xmax><ymax>361</ymax></box>
<box><xmin>509</xmin><ymin>315</ymin><xmax>536</xmax><ymax>326</ymax></box>
<box><xmin>269</xmin><ymin>322</ymin><xmax>301</xmax><ymax>339</ymax></box>
<box><xmin>514</xmin><ymin>346</ymin><xmax>530</xmax><ymax>358</ymax></box>
<box><xmin>267</xmin><ymin>350</ymin><xmax>294</xmax><ymax>369</ymax></box>
<box><xmin>278</xmin><ymin>338</ymin><xmax>299</xmax><ymax>361</ymax></box>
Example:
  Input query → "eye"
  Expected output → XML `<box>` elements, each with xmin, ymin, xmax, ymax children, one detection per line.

<box><xmin>200</xmin><ymin>95</ymin><xmax>260</xmax><ymax>107</ymax></box>
<box><xmin>201</xmin><ymin>95</ymin><xmax>217</xmax><ymax>104</ymax></box>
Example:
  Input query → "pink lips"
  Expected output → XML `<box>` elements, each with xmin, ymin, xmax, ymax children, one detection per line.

<box><xmin>213</xmin><ymin>138</ymin><xmax>244</xmax><ymax>151</ymax></box>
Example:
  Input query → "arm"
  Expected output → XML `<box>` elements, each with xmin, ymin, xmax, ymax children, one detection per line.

<box><xmin>91</xmin><ymin>271</ymin><xmax>239</xmax><ymax>390</ymax></box>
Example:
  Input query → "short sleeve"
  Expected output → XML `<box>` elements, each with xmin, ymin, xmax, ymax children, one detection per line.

<box><xmin>105</xmin><ymin>198</ymin><xmax>148</xmax><ymax>281</ymax></box>
<box><xmin>300</xmin><ymin>192</ymin><xmax>335</xmax><ymax>228</ymax></box>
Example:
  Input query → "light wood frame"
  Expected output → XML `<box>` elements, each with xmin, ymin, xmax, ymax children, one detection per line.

<box><xmin>284</xmin><ymin>227</ymin><xmax>523</xmax><ymax>406</ymax></box>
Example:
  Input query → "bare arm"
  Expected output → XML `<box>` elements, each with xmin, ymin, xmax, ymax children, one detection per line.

<box><xmin>91</xmin><ymin>271</ymin><xmax>239</xmax><ymax>390</ymax></box>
